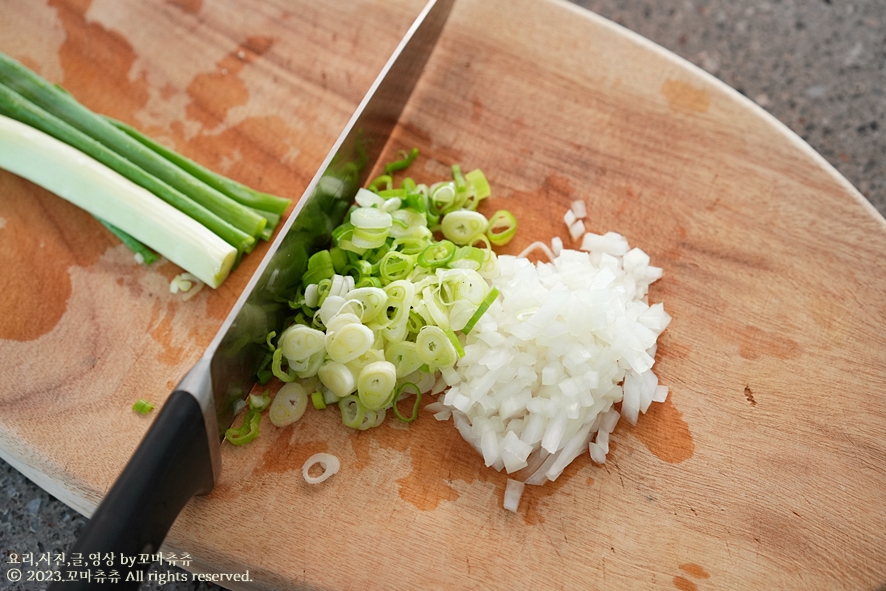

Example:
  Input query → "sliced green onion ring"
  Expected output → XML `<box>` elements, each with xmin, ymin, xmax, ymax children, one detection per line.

<box><xmin>393</xmin><ymin>382</ymin><xmax>422</xmax><ymax>423</ymax></box>
<box><xmin>318</xmin><ymin>361</ymin><xmax>357</xmax><ymax>398</ymax></box>
<box><xmin>278</xmin><ymin>324</ymin><xmax>326</xmax><ymax>365</ymax></box>
<box><xmin>417</xmin><ymin>240</ymin><xmax>456</xmax><ymax>268</ymax></box>
<box><xmin>311</xmin><ymin>391</ymin><xmax>327</xmax><ymax>410</ymax></box>
<box><xmin>415</xmin><ymin>325</ymin><xmax>458</xmax><ymax>369</ymax></box>
<box><xmin>271</xmin><ymin>347</ymin><xmax>297</xmax><ymax>382</ymax></box>
<box><xmin>325</xmin><ymin>322</ymin><xmax>374</xmax><ymax>363</ymax></box>
<box><xmin>345</xmin><ymin>287</ymin><xmax>388</xmax><ymax>322</ymax></box>
<box><xmin>487</xmin><ymin>209</ymin><xmax>518</xmax><ymax>246</ymax></box>
<box><xmin>378</xmin><ymin>251</ymin><xmax>414</xmax><ymax>283</ymax></box>
<box><xmin>385</xmin><ymin>341</ymin><xmax>423</xmax><ymax>378</ymax></box>
<box><xmin>268</xmin><ymin>382</ymin><xmax>309</xmax><ymax>427</ymax></box>
<box><xmin>338</xmin><ymin>395</ymin><xmax>366</xmax><ymax>429</ymax></box>
<box><xmin>357</xmin><ymin>360</ymin><xmax>398</xmax><ymax>411</ymax></box>
<box><xmin>441</xmin><ymin>210</ymin><xmax>489</xmax><ymax>246</ymax></box>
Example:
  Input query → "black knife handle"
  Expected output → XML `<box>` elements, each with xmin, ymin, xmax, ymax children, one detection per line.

<box><xmin>49</xmin><ymin>390</ymin><xmax>214</xmax><ymax>590</ymax></box>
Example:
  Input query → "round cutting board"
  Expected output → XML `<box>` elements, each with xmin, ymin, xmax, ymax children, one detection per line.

<box><xmin>0</xmin><ymin>0</ymin><xmax>884</xmax><ymax>590</ymax></box>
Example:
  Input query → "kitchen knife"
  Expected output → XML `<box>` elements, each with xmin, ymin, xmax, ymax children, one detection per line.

<box><xmin>49</xmin><ymin>0</ymin><xmax>454</xmax><ymax>587</ymax></box>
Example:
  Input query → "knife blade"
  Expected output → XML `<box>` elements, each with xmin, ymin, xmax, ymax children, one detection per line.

<box><xmin>50</xmin><ymin>1</ymin><xmax>453</xmax><ymax>587</ymax></box>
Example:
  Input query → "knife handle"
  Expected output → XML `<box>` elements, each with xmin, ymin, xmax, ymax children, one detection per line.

<box><xmin>49</xmin><ymin>390</ymin><xmax>214</xmax><ymax>590</ymax></box>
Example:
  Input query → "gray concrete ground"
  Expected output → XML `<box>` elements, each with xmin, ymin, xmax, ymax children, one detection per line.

<box><xmin>1</xmin><ymin>1</ymin><xmax>883</xmax><ymax>590</ymax></box>
<box><xmin>573</xmin><ymin>0</ymin><xmax>886</xmax><ymax>216</ymax></box>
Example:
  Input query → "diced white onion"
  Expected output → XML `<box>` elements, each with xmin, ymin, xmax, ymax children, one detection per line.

<box><xmin>568</xmin><ymin>220</ymin><xmax>585</xmax><ymax>241</ymax></box>
<box><xmin>571</xmin><ymin>200</ymin><xmax>587</xmax><ymax>219</ymax></box>
<box><xmin>436</xmin><ymin>242</ymin><xmax>669</xmax><ymax>510</ymax></box>
<box><xmin>503</xmin><ymin>479</ymin><xmax>525</xmax><ymax>512</ymax></box>
<box><xmin>563</xmin><ymin>209</ymin><xmax>577</xmax><ymax>228</ymax></box>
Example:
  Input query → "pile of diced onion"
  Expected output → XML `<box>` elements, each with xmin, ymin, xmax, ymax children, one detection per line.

<box><xmin>427</xmin><ymin>201</ymin><xmax>671</xmax><ymax>512</ymax></box>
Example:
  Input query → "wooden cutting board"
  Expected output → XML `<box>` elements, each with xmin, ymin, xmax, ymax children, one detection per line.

<box><xmin>2</xmin><ymin>1</ymin><xmax>885</xmax><ymax>590</ymax></box>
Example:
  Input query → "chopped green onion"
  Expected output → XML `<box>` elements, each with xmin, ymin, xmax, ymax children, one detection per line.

<box><xmin>268</xmin><ymin>383</ymin><xmax>308</xmax><ymax>427</ymax></box>
<box><xmin>132</xmin><ymin>399</ymin><xmax>155</xmax><ymax>415</ymax></box>
<box><xmin>384</xmin><ymin>147</ymin><xmax>419</xmax><ymax>175</ymax></box>
<box><xmin>465</xmin><ymin>168</ymin><xmax>491</xmax><ymax>201</ymax></box>
<box><xmin>318</xmin><ymin>361</ymin><xmax>357</xmax><ymax>398</ymax></box>
<box><xmin>338</xmin><ymin>395</ymin><xmax>366</xmax><ymax>429</ymax></box>
<box><xmin>248</xmin><ymin>152</ymin><xmax>518</xmax><ymax>441</ymax></box>
<box><xmin>326</xmin><ymin>322</ymin><xmax>374</xmax><ymax>364</ymax></box>
<box><xmin>343</xmin><ymin>287</ymin><xmax>385</xmax><ymax>322</ymax></box>
<box><xmin>441</xmin><ymin>210</ymin><xmax>489</xmax><ymax>246</ymax></box>
<box><xmin>451</xmin><ymin>164</ymin><xmax>468</xmax><ymax>208</ymax></box>
<box><xmin>417</xmin><ymin>240</ymin><xmax>456</xmax><ymax>268</ymax></box>
<box><xmin>448</xmin><ymin>246</ymin><xmax>485</xmax><ymax>270</ymax></box>
<box><xmin>357</xmin><ymin>360</ymin><xmax>398</xmax><ymax>411</ymax></box>
<box><xmin>311</xmin><ymin>391</ymin><xmax>327</xmax><ymax>410</ymax></box>
<box><xmin>330</xmin><ymin>247</ymin><xmax>349</xmax><ymax>274</ymax></box>
<box><xmin>463</xmin><ymin>287</ymin><xmax>500</xmax><ymax>334</ymax></box>
<box><xmin>487</xmin><ymin>209</ymin><xmax>518</xmax><ymax>246</ymax></box>
<box><xmin>384</xmin><ymin>341</ymin><xmax>423</xmax><ymax>377</ymax></box>
<box><xmin>428</xmin><ymin>182</ymin><xmax>457</xmax><ymax>216</ymax></box>
<box><xmin>378</xmin><ymin>251</ymin><xmax>414</xmax><ymax>283</ymax></box>
<box><xmin>444</xmin><ymin>327</ymin><xmax>465</xmax><ymax>357</ymax></box>
<box><xmin>416</xmin><ymin>325</ymin><xmax>458</xmax><ymax>369</ymax></box>
<box><xmin>393</xmin><ymin>383</ymin><xmax>422</xmax><ymax>423</ymax></box>
<box><xmin>367</xmin><ymin>175</ymin><xmax>393</xmax><ymax>193</ymax></box>
<box><xmin>225</xmin><ymin>408</ymin><xmax>261</xmax><ymax>446</ymax></box>
<box><xmin>271</xmin><ymin>347</ymin><xmax>297</xmax><ymax>382</ymax></box>
<box><xmin>249</xmin><ymin>391</ymin><xmax>271</xmax><ymax>411</ymax></box>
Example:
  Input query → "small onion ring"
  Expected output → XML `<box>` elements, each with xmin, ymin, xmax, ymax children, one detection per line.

<box><xmin>302</xmin><ymin>453</ymin><xmax>341</xmax><ymax>485</ymax></box>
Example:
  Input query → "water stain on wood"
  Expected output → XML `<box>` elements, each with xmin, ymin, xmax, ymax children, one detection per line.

<box><xmin>678</xmin><ymin>563</ymin><xmax>710</xmax><ymax>579</ymax></box>
<box><xmin>518</xmin><ymin>453</ymin><xmax>592</xmax><ymax>525</ymax></box>
<box><xmin>185</xmin><ymin>62</ymin><xmax>249</xmax><ymax>130</ymax></box>
<box><xmin>259</xmin><ymin>423</ymin><xmax>328</xmax><ymax>475</ymax></box>
<box><xmin>346</xmin><ymin>400</ymin><xmax>595</xmax><ymax>524</ymax></box>
<box><xmin>49</xmin><ymin>0</ymin><xmax>149</xmax><ymax>123</ymax></box>
<box><xmin>661</xmin><ymin>80</ymin><xmax>711</xmax><ymax>114</ymax></box>
<box><xmin>626</xmin><ymin>397</ymin><xmax>694</xmax><ymax>463</ymax></box>
<box><xmin>149</xmin><ymin>299</ymin><xmax>186</xmax><ymax>365</ymax></box>
<box><xmin>0</xmin><ymin>176</ymin><xmax>111</xmax><ymax>341</ymax></box>
<box><xmin>185</xmin><ymin>37</ymin><xmax>275</xmax><ymax>129</ymax></box>
<box><xmin>673</xmin><ymin>575</ymin><xmax>698</xmax><ymax>591</ymax></box>
<box><xmin>346</xmin><ymin>408</ymin><xmax>487</xmax><ymax>511</ymax></box>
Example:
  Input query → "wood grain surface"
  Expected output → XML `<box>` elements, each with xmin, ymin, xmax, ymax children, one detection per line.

<box><xmin>1</xmin><ymin>1</ymin><xmax>885</xmax><ymax>590</ymax></box>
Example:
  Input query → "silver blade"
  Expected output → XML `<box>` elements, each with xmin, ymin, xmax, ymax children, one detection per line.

<box><xmin>175</xmin><ymin>0</ymin><xmax>455</xmax><ymax>484</ymax></box>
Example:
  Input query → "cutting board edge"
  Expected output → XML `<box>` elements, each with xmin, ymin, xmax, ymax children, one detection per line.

<box><xmin>0</xmin><ymin>445</ymin><xmax>96</xmax><ymax>518</ymax></box>
<box><xmin>553</xmin><ymin>0</ymin><xmax>886</xmax><ymax>229</ymax></box>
